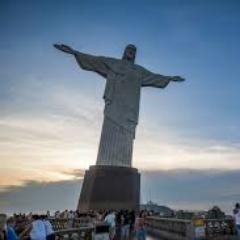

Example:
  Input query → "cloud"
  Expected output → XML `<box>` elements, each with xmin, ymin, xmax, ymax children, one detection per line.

<box><xmin>134</xmin><ymin>127</ymin><xmax>240</xmax><ymax>170</ymax></box>
<box><xmin>1</xmin><ymin>84</ymin><xmax>240</xmax><ymax>190</ymax></box>
<box><xmin>1</xmin><ymin>169</ymin><xmax>239</xmax><ymax>215</ymax></box>
<box><xmin>141</xmin><ymin>169</ymin><xmax>240</xmax><ymax>214</ymax></box>
<box><xmin>60</xmin><ymin>169</ymin><xmax>86</xmax><ymax>179</ymax></box>
<box><xmin>0</xmin><ymin>179</ymin><xmax>82</xmax><ymax>214</ymax></box>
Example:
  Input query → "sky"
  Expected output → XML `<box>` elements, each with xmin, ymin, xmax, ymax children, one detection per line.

<box><xmin>0</xmin><ymin>0</ymin><xmax>240</xmax><ymax>213</ymax></box>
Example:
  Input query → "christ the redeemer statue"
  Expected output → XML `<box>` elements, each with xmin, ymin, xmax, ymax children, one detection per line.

<box><xmin>54</xmin><ymin>44</ymin><xmax>184</xmax><ymax>167</ymax></box>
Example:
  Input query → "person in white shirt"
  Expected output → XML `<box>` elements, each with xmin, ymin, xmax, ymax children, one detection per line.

<box><xmin>30</xmin><ymin>215</ymin><xmax>47</xmax><ymax>240</ymax></box>
<box><xmin>234</xmin><ymin>203</ymin><xmax>240</xmax><ymax>238</ymax></box>
<box><xmin>104</xmin><ymin>211</ymin><xmax>116</xmax><ymax>240</ymax></box>
<box><xmin>42</xmin><ymin>216</ymin><xmax>55</xmax><ymax>240</ymax></box>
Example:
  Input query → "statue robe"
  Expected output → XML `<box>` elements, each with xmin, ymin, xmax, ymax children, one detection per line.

<box><xmin>75</xmin><ymin>52</ymin><xmax>171</xmax><ymax>167</ymax></box>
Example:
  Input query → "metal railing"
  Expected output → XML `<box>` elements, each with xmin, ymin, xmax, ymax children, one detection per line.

<box><xmin>205</xmin><ymin>219</ymin><xmax>235</xmax><ymax>239</ymax></box>
<box><xmin>145</xmin><ymin>216</ymin><xmax>236</xmax><ymax>240</ymax></box>
<box><xmin>145</xmin><ymin>216</ymin><xmax>193</xmax><ymax>240</ymax></box>
<box><xmin>54</xmin><ymin>227</ymin><xmax>94</xmax><ymax>240</ymax></box>
<box><xmin>49</xmin><ymin>217</ymin><xmax>109</xmax><ymax>240</ymax></box>
<box><xmin>14</xmin><ymin>216</ymin><xmax>237</xmax><ymax>240</ymax></box>
<box><xmin>49</xmin><ymin>217</ymin><xmax>95</xmax><ymax>231</ymax></box>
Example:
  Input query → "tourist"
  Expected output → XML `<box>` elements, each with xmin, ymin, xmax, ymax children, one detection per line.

<box><xmin>29</xmin><ymin>215</ymin><xmax>46</xmax><ymax>240</ymax></box>
<box><xmin>129</xmin><ymin>210</ymin><xmax>135</xmax><ymax>237</ymax></box>
<box><xmin>134</xmin><ymin>211</ymin><xmax>146</xmax><ymax>240</ymax></box>
<box><xmin>0</xmin><ymin>214</ymin><xmax>18</xmax><ymax>240</ymax></box>
<box><xmin>234</xmin><ymin>203</ymin><xmax>240</xmax><ymax>238</ymax></box>
<box><xmin>63</xmin><ymin>210</ymin><xmax>68</xmax><ymax>219</ymax></box>
<box><xmin>46</xmin><ymin>212</ymin><xmax>50</xmax><ymax>219</ymax></box>
<box><xmin>120</xmin><ymin>211</ymin><xmax>130</xmax><ymax>240</ymax></box>
<box><xmin>104</xmin><ymin>211</ymin><xmax>116</xmax><ymax>240</ymax></box>
<box><xmin>13</xmin><ymin>216</ymin><xmax>23</xmax><ymax>236</ymax></box>
<box><xmin>54</xmin><ymin>211</ymin><xmax>60</xmax><ymax>219</ymax></box>
<box><xmin>67</xmin><ymin>211</ymin><xmax>75</xmax><ymax>228</ymax></box>
<box><xmin>6</xmin><ymin>218</ymin><xmax>15</xmax><ymax>230</ymax></box>
<box><xmin>114</xmin><ymin>211</ymin><xmax>122</xmax><ymax>240</ymax></box>
<box><xmin>27</xmin><ymin>213</ymin><xmax>33</xmax><ymax>222</ymax></box>
<box><xmin>42</xmin><ymin>216</ymin><xmax>54</xmax><ymax>240</ymax></box>
<box><xmin>96</xmin><ymin>211</ymin><xmax>104</xmax><ymax>223</ymax></box>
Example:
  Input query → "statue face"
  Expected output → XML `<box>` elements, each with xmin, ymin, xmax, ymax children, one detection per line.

<box><xmin>122</xmin><ymin>44</ymin><xmax>136</xmax><ymax>63</ymax></box>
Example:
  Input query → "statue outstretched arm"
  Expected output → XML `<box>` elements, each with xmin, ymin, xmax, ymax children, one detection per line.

<box><xmin>141</xmin><ymin>68</ymin><xmax>185</xmax><ymax>88</ymax></box>
<box><xmin>54</xmin><ymin>44</ymin><xmax>111</xmax><ymax>78</ymax></box>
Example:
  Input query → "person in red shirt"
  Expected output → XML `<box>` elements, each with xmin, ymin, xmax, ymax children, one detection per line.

<box><xmin>134</xmin><ymin>211</ymin><xmax>146</xmax><ymax>240</ymax></box>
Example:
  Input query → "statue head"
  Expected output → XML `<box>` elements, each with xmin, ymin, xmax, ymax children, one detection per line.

<box><xmin>122</xmin><ymin>44</ymin><xmax>137</xmax><ymax>63</ymax></box>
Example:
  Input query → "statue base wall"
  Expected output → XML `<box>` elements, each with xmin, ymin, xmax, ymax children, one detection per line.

<box><xmin>77</xmin><ymin>165</ymin><xmax>140</xmax><ymax>212</ymax></box>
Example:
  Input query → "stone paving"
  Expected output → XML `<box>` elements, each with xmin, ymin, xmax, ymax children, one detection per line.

<box><xmin>147</xmin><ymin>237</ymin><xmax>158</xmax><ymax>240</ymax></box>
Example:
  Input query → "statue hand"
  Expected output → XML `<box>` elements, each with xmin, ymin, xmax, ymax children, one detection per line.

<box><xmin>53</xmin><ymin>44</ymin><xmax>75</xmax><ymax>54</ymax></box>
<box><xmin>171</xmin><ymin>76</ymin><xmax>185</xmax><ymax>82</ymax></box>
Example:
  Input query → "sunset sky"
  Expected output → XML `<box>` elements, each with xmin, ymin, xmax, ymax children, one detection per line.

<box><xmin>1</xmin><ymin>0</ymin><xmax>240</xmax><ymax>213</ymax></box>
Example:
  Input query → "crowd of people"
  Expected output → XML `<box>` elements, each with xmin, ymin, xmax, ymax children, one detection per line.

<box><xmin>1</xmin><ymin>203</ymin><xmax>240</xmax><ymax>240</ymax></box>
<box><xmin>53</xmin><ymin>209</ymin><xmax>149</xmax><ymax>240</ymax></box>
<box><xmin>0</xmin><ymin>214</ymin><xmax>54</xmax><ymax>240</ymax></box>
<box><xmin>100</xmin><ymin>210</ymin><xmax>148</xmax><ymax>240</ymax></box>
<box><xmin>0</xmin><ymin>209</ymin><xmax>150</xmax><ymax>240</ymax></box>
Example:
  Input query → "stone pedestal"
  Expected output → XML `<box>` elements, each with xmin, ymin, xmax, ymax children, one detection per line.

<box><xmin>77</xmin><ymin>165</ymin><xmax>140</xmax><ymax>212</ymax></box>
